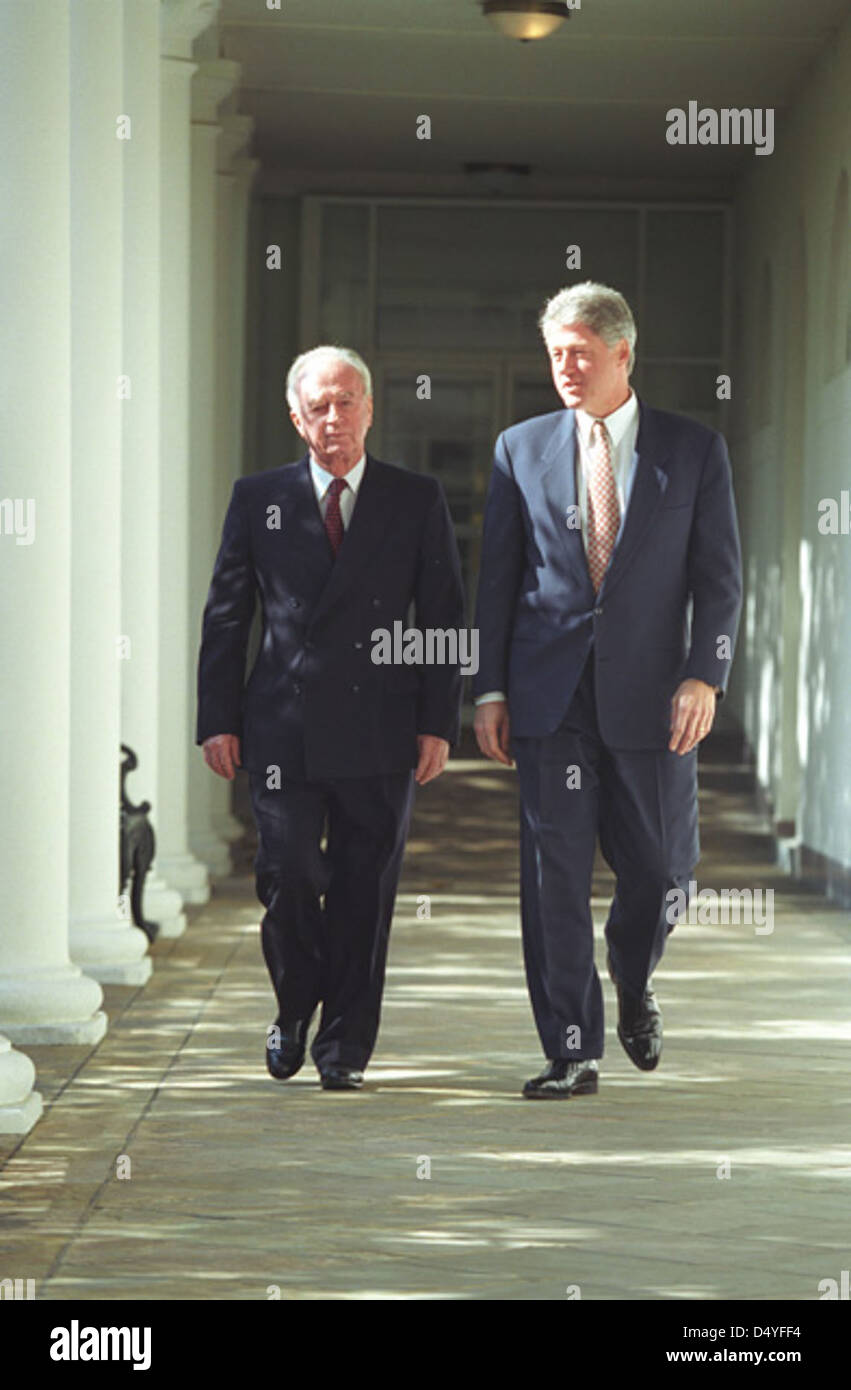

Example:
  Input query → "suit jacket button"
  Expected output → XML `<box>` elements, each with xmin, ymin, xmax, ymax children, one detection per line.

<box><xmin>372</xmin><ymin>598</ymin><xmax>381</xmax><ymax>607</ymax></box>
<box><xmin>293</xmin><ymin>683</ymin><xmax>301</xmax><ymax>694</ymax></box>
<box><xmin>289</xmin><ymin>597</ymin><xmax>300</xmax><ymax>608</ymax></box>
<box><xmin>352</xmin><ymin>684</ymin><xmax>360</xmax><ymax>694</ymax></box>
<box><xmin>354</xmin><ymin>640</ymin><xmax>363</xmax><ymax>649</ymax></box>
<box><xmin>594</xmin><ymin>607</ymin><xmax>603</xmax><ymax>616</ymax></box>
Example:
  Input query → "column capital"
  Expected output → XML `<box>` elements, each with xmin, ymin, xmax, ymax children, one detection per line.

<box><xmin>161</xmin><ymin>0</ymin><xmax>219</xmax><ymax>60</ymax></box>
<box><xmin>232</xmin><ymin>154</ymin><xmax>261</xmax><ymax>194</ymax></box>
<box><xmin>218</xmin><ymin>114</ymin><xmax>254</xmax><ymax>172</ymax></box>
<box><xmin>191</xmin><ymin>58</ymin><xmax>241</xmax><ymax>123</ymax></box>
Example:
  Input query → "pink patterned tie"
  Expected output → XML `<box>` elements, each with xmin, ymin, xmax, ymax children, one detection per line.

<box><xmin>324</xmin><ymin>476</ymin><xmax>347</xmax><ymax>554</ymax></box>
<box><xmin>586</xmin><ymin>420</ymin><xmax>620</xmax><ymax>593</ymax></box>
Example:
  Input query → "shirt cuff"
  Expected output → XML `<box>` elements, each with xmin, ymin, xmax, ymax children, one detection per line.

<box><xmin>475</xmin><ymin>691</ymin><xmax>507</xmax><ymax>705</ymax></box>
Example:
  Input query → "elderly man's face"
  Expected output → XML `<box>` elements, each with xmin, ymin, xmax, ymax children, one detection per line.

<box><xmin>545</xmin><ymin>321</ymin><xmax>631</xmax><ymax>418</ymax></box>
<box><xmin>290</xmin><ymin>361</ymin><xmax>373</xmax><ymax>474</ymax></box>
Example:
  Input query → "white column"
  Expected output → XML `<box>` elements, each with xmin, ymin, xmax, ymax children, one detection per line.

<box><xmin>187</xmin><ymin>60</ymin><xmax>241</xmax><ymax>877</ymax></box>
<box><xmin>154</xmin><ymin>1</ymin><xmax>220</xmax><ymax>904</ymax></box>
<box><xmin>68</xmin><ymin>0</ymin><xmax>152</xmax><ymax>985</ymax></box>
<box><xmin>223</xmin><ymin>148</ymin><xmax>260</xmax><ymax>493</ymax></box>
<box><xmin>209</xmin><ymin>139</ymin><xmax>259</xmax><ymax>848</ymax></box>
<box><xmin>121</xmin><ymin>0</ymin><xmax>186</xmax><ymax>939</ymax></box>
<box><xmin>0</xmin><ymin>1036</ymin><xmax>41</xmax><ymax>1136</ymax></box>
<box><xmin>0</xmin><ymin>0</ymin><xmax>106</xmax><ymax>1048</ymax></box>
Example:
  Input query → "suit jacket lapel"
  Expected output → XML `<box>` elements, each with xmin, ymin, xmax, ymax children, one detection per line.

<box><xmin>266</xmin><ymin>456</ymin><xmax>335</xmax><ymax>585</ymax></box>
<box><xmin>539</xmin><ymin>411</ymin><xmax>594</xmax><ymax>595</ymax></box>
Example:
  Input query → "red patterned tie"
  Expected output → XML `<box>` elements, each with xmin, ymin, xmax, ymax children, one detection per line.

<box><xmin>586</xmin><ymin>420</ymin><xmax>620</xmax><ymax>593</ymax></box>
<box><xmin>324</xmin><ymin>476</ymin><xmax>347</xmax><ymax>554</ymax></box>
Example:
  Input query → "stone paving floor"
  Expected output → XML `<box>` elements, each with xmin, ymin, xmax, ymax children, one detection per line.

<box><xmin>1</xmin><ymin>724</ymin><xmax>850</xmax><ymax>1301</ymax></box>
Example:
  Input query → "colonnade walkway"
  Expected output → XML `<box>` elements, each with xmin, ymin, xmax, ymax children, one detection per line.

<box><xmin>2</xmin><ymin>725</ymin><xmax>849</xmax><ymax>1301</ymax></box>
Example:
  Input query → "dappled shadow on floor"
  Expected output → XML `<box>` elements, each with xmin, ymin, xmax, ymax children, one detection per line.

<box><xmin>1</xmin><ymin>722</ymin><xmax>849</xmax><ymax>1300</ymax></box>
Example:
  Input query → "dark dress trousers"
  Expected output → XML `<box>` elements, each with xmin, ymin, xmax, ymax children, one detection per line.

<box><xmin>196</xmin><ymin>453</ymin><xmax>465</xmax><ymax>1070</ymax></box>
<box><xmin>473</xmin><ymin>400</ymin><xmax>743</xmax><ymax>1061</ymax></box>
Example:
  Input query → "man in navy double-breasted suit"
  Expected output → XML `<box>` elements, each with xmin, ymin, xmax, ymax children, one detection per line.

<box><xmin>473</xmin><ymin>282</ymin><xmax>742</xmax><ymax>1098</ymax></box>
<box><xmin>197</xmin><ymin>346</ymin><xmax>464</xmax><ymax>1091</ymax></box>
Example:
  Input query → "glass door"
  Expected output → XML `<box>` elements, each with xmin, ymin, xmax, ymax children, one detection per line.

<box><xmin>375</xmin><ymin>364</ymin><xmax>502</xmax><ymax>630</ymax></box>
<box><xmin>507</xmin><ymin>363</ymin><xmax>563</xmax><ymax>428</ymax></box>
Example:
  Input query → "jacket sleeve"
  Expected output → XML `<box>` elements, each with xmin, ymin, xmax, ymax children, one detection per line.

<box><xmin>681</xmin><ymin>431</ymin><xmax>743</xmax><ymax>696</ymax></box>
<box><xmin>471</xmin><ymin>431</ymin><xmax>525</xmax><ymax>700</ymax></box>
<box><xmin>413</xmin><ymin>478</ymin><xmax>466</xmax><ymax>745</ymax></box>
<box><xmin>195</xmin><ymin>479</ymin><xmax>258</xmax><ymax>745</ymax></box>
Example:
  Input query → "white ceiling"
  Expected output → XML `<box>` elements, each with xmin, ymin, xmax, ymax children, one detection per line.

<box><xmin>218</xmin><ymin>0</ymin><xmax>849</xmax><ymax>197</ymax></box>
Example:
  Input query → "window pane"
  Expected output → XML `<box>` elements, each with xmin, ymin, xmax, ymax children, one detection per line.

<box><xmin>510</xmin><ymin>373</ymin><xmax>562</xmax><ymax>425</ymax></box>
<box><xmin>319</xmin><ymin>203</ymin><xmax>370</xmax><ymax>344</ymax></box>
<box><xmin>381</xmin><ymin>373</ymin><xmax>497</xmax><ymax>615</ymax></box>
<box><xmin>376</xmin><ymin>206</ymin><xmax>639</xmax><ymax>352</ymax></box>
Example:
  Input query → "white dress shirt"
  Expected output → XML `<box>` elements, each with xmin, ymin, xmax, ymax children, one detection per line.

<box><xmin>476</xmin><ymin>392</ymin><xmax>640</xmax><ymax>706</ymax></box>
<box><xmin>310</xmin><ymin>453</ymin><xmax>366</xmax><ymax>531</ymax></box>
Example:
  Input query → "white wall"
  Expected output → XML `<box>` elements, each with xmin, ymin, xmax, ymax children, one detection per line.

<box><xmin>728</xmin><ymin>11</ymin><xmax>851</xmax><ymax>884</ymax></box>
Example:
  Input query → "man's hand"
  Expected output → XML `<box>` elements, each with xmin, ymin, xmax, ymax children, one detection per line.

<box><xmin>415</xmin><ymin>734</ymin><xmax>450</xmax><ymax>785</ymax></box>
<box><xmin>203</xmin><ymin>733</ymin><xmax>241</xmax><ymax>780</ymax></box>
<box><xmin>669</xmin><ymin>679</ymin><xmax>717</xmax><ymax>756</ymax></box>
<box><xmin>474</xmin><ymin>699</ymin><xmax>513</xmax><ymax>767</ymax></box>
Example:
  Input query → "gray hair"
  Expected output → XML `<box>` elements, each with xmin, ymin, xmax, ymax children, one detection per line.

<box><xmin>286</xmin><ymin>345</ymin><xmax>373</xmax><ymax>410</ymax></box>
<box><xmin>539</xmin><ymin>281</ymin><xmax>637</xmax><ymax>373</ymax></box>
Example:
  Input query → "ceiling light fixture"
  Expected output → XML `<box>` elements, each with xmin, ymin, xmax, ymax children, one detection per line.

<box><xmin>482</xmin><ymin>1</ymin><xmax>569</xmax><ymax>43</ymax></box>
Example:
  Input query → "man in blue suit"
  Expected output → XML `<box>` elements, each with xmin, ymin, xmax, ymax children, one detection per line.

<box><xmin>197</xmin><ymin>346</ymin><xmax>464</xmax><ymax>1091</ymax></box>
<box><xmin>473</xmin><ymin>282</ymin><xmax>742</xmax><ymax>1098</ymax></box>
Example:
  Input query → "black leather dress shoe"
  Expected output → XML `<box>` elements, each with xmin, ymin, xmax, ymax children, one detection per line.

<box><xmin>522</xmin><ymin>1058</ymin><xmax>599</xmax><ymax>1099</ymax></box>
<box><xmin>608</xmin><ymin>956</ymin><xmax>662</xmax><ymax>1071</ymax></box>
<box><xmin>320</xmin><ymin>1067</ymin><xmax>364</xmax><ymax>1091</ymax></box>
<box><xmin>266</xmin><ymin>1020</ymin><xmax>310</xmax><ymax>1080</ymax></box>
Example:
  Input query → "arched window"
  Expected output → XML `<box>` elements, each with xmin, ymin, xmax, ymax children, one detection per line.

<box><xmin>824</xmin><ymin>170</ymin><xmax>850</xmax><ymax>380</ymax></box>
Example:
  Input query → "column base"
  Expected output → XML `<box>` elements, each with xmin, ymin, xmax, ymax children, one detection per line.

<box><xmin>85</xmin><ymin>958</ymin><xmax>152</xmax><ymax>987</ymax></box>
<box><xmin>188</xmin><ymin>828</ymin><xmax>232</xmax><ymax>876</ymax></box>
<box><xmin>0</xmin><ymin>966</ymin><xmax>107</xmax><ymax>1046</ymax></box>
<box><xmin>0</xmin><ymin>1035</ymin><xmax>43</xmax><ymax>1134</ymax></box>
<box><xmin>154</xmin><ymin>852</ymin><xmax>210</xmax><ymax>905</ymax></box>
<box><xmin>142</xmin><ymin>873</ymin><xmax>186</xmax><ymax>939</ymax></box>
<box><xmin>3</xmin><ymin>1012</ymin><xmax>108</xmax><ymax>1047</ymax></box>
<box><xmin>211</xmin><ymin>811</ymin><xmax>245</xmax><ymax>843</ymax></box>
<box><xmin>70</xmin><ymin>914</ymin><xmax>153</xmax><ymax>986</ymax></box>
<box><xmin>0</xmin><ymin>1091</ymin><xmax>43</xmax><ymax>1135</ymax></box>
